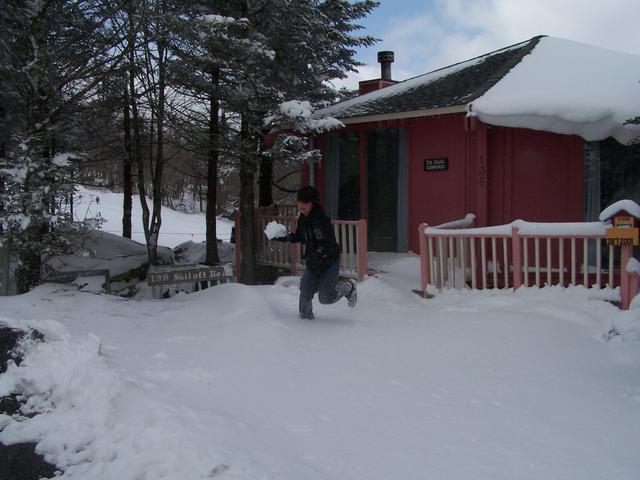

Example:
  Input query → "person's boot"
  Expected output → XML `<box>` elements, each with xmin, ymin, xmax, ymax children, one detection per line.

<box><xmin>345</xmin><ymin>279</ymin><xmax>358</xmax><ymax>308</ymax></box>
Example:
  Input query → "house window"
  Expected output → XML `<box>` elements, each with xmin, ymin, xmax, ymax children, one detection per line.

<box><xmin>584</xmin><ymin>141</ymin><xmax>601</xmax><ymax>221</ymax></box>
<box><xmin>367</xmin><ymin>128</ymin><xmax>399</xmax><ymax>251</ymax></box>
<box><xmin>598</xmin><ymin>138</ymin><xmax>640</xmax><ymax>209</ymax></box>
<box><xmin>337</xmin><ymin>132</ymin><xmax>361</xmax><ymax>220</ymax></box>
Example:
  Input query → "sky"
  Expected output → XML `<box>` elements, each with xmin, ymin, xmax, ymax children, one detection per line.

<box><xmin>334</xmin><ymin>0</ymin><xmax>640</xmax><ymax>90</ymax></box>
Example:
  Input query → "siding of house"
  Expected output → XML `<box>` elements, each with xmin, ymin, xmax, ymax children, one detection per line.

<box><xmin>315</xmin><ymin>115</ymin><xmax>585</xmax><ymax>254</ymax></box>
<box><xmin>486</xmin><ymin>126</ymin><xmax>584</xmax><ymax>226</ymax></box>
<box><xmin>407</xmin><ymin>113</ymin><xmax>470</xmax><ymax>252</ymax></box>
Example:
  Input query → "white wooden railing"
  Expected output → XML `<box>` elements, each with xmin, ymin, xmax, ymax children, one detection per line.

<box><xmin>235</xmin><ymin>207</ymin><xmax>368</xmax><ymax>281</ymax></box>
<box><xmin>256</xmin><ymin>214</ymin><xmax>300</xmax><ymax>271</ymax></box>
<box><xmin>419</xmin><ymin>219</ymin><xmax>639</xmax><ymax>309</ymax></box>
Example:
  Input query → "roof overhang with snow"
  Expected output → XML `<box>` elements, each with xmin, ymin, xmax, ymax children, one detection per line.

<box><xmin>468</xmin><ymin>37</ymin><xmax>640</xmax><ymax>144</ymax></box>
<box><xmin>319</xmin><ymin>36</ymin><xmax>640</xmax><ymax>144</ymax></box>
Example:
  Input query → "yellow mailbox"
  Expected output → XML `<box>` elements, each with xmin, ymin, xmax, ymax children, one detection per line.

<box><xmin>606</xmin><ymin>210</ymin><xmax>639</xmax><ymax>246</ymax></box>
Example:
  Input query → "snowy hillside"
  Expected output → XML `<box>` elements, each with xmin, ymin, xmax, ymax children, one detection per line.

<box><xmin>1</xmin><ymin>251</ymin><xmax>640</xmax><ymax>479</ymax></box>
<box><xmin>72</xmin><ymin>186</ymin><xmax>234</xmax><ymax>248</ymax></box>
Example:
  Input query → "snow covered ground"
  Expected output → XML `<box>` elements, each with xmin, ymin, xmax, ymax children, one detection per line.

<box><xmin>1</xmin><ymin>252</ymin><xmax>640</xmax><ymax>479</ymax></box>
<box><xmin>72</xmin><ymin>186</ymin><xmax>234</xmax><ymax>248</ymax></box>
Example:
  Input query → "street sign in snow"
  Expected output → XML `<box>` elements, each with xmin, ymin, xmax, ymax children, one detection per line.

<box><xmin>147</xmin><ymin>265</ymin><xmax>231</xmax><ymax>286</ymax></box>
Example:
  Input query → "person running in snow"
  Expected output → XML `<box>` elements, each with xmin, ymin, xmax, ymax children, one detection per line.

<box><xmin>273</xmin><ymin>186</ymin><xmax>357</xmax><ymax>320</ymax></box>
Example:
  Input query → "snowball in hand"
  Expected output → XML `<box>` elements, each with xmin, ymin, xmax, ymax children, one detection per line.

<box><xmin>264</xmin><ymin>221</ymin><xmax>288</xmax><ymax>240</ymax></box>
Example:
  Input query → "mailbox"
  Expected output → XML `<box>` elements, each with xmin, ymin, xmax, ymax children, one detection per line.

<box><xmin>606</xmin><ymin>210</ymin><xmax>639</xmax><ymax>246</ymax></box>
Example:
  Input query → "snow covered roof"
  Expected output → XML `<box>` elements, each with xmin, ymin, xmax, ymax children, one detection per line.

<box><xmin>317</xmin><ymin>37</ymin><xmax>539</xmax><ymax>121</ymax></box>
<box><xmin>470</xmin><ymin>37</ymin><xmax>640</xmax><ymax>144</ymax></box>
<box><xmin>319</xmin><ymin>36</ymin><xmax>640</xmax><ymax>144</ymax></box>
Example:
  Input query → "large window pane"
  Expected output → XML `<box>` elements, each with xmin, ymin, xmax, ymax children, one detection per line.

<box><xmin>367</xmin><ymin>129</ymin><xmax>399</xmax><ymax>251</ymax></box>
<box><xmin>338</xmin><ymin>132</ymin><xmax>361</xmax><ymax>220</ymax></box>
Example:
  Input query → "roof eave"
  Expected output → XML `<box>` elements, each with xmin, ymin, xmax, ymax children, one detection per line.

<box><xmin>336</xmin><ymin>105</ymin><xmax>467</xmax><ymax>125</ymax></box>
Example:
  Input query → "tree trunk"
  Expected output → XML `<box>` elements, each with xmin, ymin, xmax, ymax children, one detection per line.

<box><xmin>128</xmin><ymin>10</ymin><xmax>151</xmax><ymax>257</ymax></box>
<box><xmin>16</xmin><ymin>223</ymin><xmax>44</xmax><ymax>294</ymax></box>
<box><xmin>147</xmin><ymin>28</ymin><xmax>166</xmax><ymax>266</ymax></box>
<box><xmin>258</xmin><ymin>152</ymin><xmax>273</xmax><ymax>207</ymax></box>
<box><xmin>239</xmin><ymin>115</ymin><xmax>257</xmax><ymax>284</ymax></box>
<box><xmin>16</xmin><ymin>136</ymin><xmax>48</xmax><ymax>294</ymax></box>
<box><xmin>0</xmin><ymin>134</ymin><xmax>5</xmax><ymax>236</ymax></box>
<box><xmin>16</xmin><ymin>10</ymin><xmax>48</xmax><ymax>293</ymax></box>
<box><xmin>122</xmin><ymin>83</ymin><xmax>133</xmax><ymax>239</ymax></box>
<box><xmin>205</xmin><ymin>68</ymin><xmax>220</xmax><ymax>265</ymax></box>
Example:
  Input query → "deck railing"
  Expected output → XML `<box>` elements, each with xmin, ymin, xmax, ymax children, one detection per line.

<box><xmin>419</xmin><ymin>220</ymin><xmax>639</xmax><ymax>309</ymax></box>
<box><xmin>236</xmin><ymin>210</ymin><xmax>368</xmax><ymax>281</ymax></box>
<box><xmin>256</xmin><ymin>214</ymin><xmax>300</xmax><ymax>272</ymax></box>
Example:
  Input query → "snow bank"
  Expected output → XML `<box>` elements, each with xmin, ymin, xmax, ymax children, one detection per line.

<box><xmin>2</xmin><ymin>252</ymin><xmax>639</xmax><ymax>479</ymax></box>
<box><xmin>172</xmin><ymin>240</ymin><xmax>235</xmax><ymax>265</ymax></box>
<box><xmin>0</xmin><ymin>318</ymin><xmax>232</xmax><ymax>479</ymax></box>
<box><xmin>46</xmin><ymin>228</ymin><xmax>163</xmax><ymax>279</ymax></box>
<box><xmin>469</xmin><ymin>37</ymin><xmax>640</xmax><ymax>144</ymax></box>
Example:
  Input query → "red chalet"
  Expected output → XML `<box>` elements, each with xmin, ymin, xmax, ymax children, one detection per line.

<box><xmin>308</xmin><ymin>35</ymin><xmax>640</xmax><ymax>253</ymax></box>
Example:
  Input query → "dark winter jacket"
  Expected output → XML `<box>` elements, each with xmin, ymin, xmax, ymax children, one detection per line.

<box><xmin>286</xmin><ymin>204</ymin><xmax>340</xmax><ymax>272</ymax></box>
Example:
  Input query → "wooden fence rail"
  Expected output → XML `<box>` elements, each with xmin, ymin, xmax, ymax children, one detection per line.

<box><xmin>419</xmin><ymin>220</ymin><xmax>639</xmax><ymax>309</ymax></box>
<box><xmin>236</xmin><ymin>209</ymin><xmax>368</xmax><ymax>281</ymax></box>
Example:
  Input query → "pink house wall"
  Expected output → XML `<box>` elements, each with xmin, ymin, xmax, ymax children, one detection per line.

<box><xmin>407</xmin><ymin>114</ymin><xmax>471</xmax><ymax>252</ymax></box>
<box><xmin>486</xmin><ymin>126</ymin><xmax>585</xmax><ymax>225</ymax></box>
<box><xmin>316</xmin><ymin>115</ymin><xmax>586</xmax><ymax>254</ymax></box>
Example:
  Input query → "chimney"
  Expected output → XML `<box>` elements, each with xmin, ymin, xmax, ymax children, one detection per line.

<box><xmin>378</xmin><ymin>51</ymin><xmax>394</xmax><ymax>81</ymax></box>
<box><xmin>358</xmin><ymin>51</ymin><xmax>398</xmax><ymax>95</ymax></box>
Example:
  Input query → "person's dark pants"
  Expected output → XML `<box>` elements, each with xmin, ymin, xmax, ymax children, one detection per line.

<box><xmin>299</xmin><ymin>260</ymin><xmax>349</xmax><ymax>317</ymax></box>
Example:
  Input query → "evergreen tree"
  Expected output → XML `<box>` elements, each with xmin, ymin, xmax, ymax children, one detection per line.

<box><xmin>222</xmin><ymin>0</ymin><xmax>378</xmax><ymax>283</ymax></box>
<box><xmin>0</xmin><ymin>0</ymin><xmax>127</xmax><ymax>292</ymax></box>
<box><xmin>170</xmin><ymin>7</ymin><xmax>268</xmax><ymax>266</ymax></box>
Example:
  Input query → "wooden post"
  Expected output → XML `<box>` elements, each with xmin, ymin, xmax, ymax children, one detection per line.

<box><xmin>620</xmin><ymin>245</ymin><xmax>632</xmax><ymax>309</ymax></box>
<box><xmin>512</xmin><ymin>226</ymin><xmax>522</xmax><ymax>289</ymax></box>
<box><xmin>419</xmin><ymin>223</ymin><xmax>429</xmax><ymax>295</ymax></box>
<box><xmin>475</xmin><ymin>122</ymin><xmax>488</xmax><ymax>227</ymax></box>
<box><xmin>628</xmin><ymin>269</ymin><xmax>639</xmax><ymax>310</ymax></box>
<box><xmin>357</xmin><ymin>219</ymin><xmax>368</xmax><ymax>281</ymax></box>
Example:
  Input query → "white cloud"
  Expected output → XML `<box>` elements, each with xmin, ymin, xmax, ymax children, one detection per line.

<box><xmin>341</xmin><ymin>0</ymin><xmax>640</xmax><ymax>90</ymax></box>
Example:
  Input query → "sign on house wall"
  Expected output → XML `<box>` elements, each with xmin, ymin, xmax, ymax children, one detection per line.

<box><xmin>424</xmin><ymin>158</ymin><xmax>448</xmax><ymax>171</ymax></box>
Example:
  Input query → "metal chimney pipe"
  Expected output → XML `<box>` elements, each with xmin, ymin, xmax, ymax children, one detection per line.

<box><xmin>378</xmin><ymin>51</ymin><xmax>394</xmax><ymax>81</ymax></box>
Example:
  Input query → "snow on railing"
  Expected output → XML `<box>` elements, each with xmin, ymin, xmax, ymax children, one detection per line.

<box><xmin>433</xmin><ymin>213</ymin><xmax>476</xmax><ymax>229</ymax></box>
<box><xmin>418</xmin><ymin>219</ymin><xmax>638</xmax><ymax>309</ymax></box>
<box><xmin>238</xmin><ymin>211</ymin><xmax>368</xmax><ymax>281</ymax></box>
